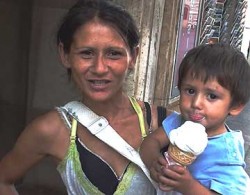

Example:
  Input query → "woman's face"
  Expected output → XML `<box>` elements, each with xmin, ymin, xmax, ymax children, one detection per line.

<box><xmin>60</xmin><ymin>21</ymin><xmax>137</xmax><ymax>102</ymax></box>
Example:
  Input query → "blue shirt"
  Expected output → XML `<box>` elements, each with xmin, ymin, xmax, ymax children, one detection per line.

<box><xmin>162</xmin><ymin>112</ymin><xmax>250</xmax><ymax>195</ymax></box>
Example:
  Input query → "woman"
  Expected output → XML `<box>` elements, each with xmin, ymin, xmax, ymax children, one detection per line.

<box><xmin>0</xmin><ymin>0</ymin><xmax>168</xmax><ymax>194</ymax></box>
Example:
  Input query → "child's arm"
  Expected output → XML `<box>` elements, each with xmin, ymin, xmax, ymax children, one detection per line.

<box><xmin>140</xmin><ymin>127</ymin><xmax>169</xmax><ymax>183</ymax></box>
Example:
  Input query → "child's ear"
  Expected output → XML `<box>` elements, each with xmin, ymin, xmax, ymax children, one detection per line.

<box><xmin>229</xmin><ymin>104</ymin><xmax>245</xmax><ymax>116</ymax></box>
<box><xmin>58</xmin><ymin>43</ymin><xmax>71</xmax><ymax>68</ymax></box>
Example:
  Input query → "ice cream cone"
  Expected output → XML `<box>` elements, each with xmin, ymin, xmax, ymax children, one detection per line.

<box><xmin>167</xmin><ymin>144</ymin><xmax>196</xmax><ymax>166</ymax></box>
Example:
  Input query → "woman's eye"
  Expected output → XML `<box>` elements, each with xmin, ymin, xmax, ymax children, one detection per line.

<box><xmin>80</xmin><ymin>50</ymin><xmax>94</xmax><ymax>59</ymax></box>
<box><xmin>107</xmin><ymin>50</ymin><xmax>123</xmax><ymax>59</ymax></box>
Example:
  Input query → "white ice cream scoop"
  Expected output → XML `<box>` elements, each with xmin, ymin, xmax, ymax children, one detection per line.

<box><xmin>169</xmin><ymin>121</ymin><xmax>208</xmax><ymax>156</ymax></box>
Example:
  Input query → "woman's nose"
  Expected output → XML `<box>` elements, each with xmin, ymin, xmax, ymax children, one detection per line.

<box><xmin>91</xmin><ymin>55</ymin><xmax>108</xmax><ymax>74</ymax></box>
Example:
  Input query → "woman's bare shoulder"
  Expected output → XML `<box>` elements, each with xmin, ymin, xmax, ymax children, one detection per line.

<box><xmin>16</xmin><ymin>109</ymin><xmax>69</xmax><ymax>156</ymax></box>
<box><xmin>26</xmin><ymin>109</ymin><xmax>66</xmax><ymax>137</ymax></box>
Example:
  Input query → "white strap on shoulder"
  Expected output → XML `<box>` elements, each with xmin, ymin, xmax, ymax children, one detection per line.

<box><xmin>62</xmin><ymin>101</ymin><xmax>157</xmax><ymax>188</ymax></box>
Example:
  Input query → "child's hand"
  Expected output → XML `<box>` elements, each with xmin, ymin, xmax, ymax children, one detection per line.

<box><xmin>159</xmin><ymin>165</ymin><xmax>196</xmax><ymax>193</ymax></box>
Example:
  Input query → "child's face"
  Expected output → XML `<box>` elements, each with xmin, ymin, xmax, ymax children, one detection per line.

<box><xmin>179</xmin><ymin>73</ymin><xmax>235</xmax><ymax>137</ymax></box>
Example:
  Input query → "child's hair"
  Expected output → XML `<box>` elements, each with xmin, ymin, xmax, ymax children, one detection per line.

<box><xmin>178</xmin><ymin>43</ymin><xmax>250</xmax><ymax>107</ymax></box>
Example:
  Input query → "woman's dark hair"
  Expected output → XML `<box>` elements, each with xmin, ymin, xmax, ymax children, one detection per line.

<box><xmin>57</xmin><ymin>0</ymin><xmax>140</xmax><ymax>53</ymax></box>
<box><xmin>178</xmin><ymin>43</ymin><xmax>250</xmax><ymax>107</ymax></box>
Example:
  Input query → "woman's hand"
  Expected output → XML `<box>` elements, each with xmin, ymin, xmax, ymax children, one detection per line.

<box><xmin>159</xmin><ymin>165</ymin><xmax>194</xmax><ymax>192</ymax></box>
<box><xmin>159</xmin><ymin>165</ymin><xmax>218</xmax><ymax>195</ymax></box>
<box><xmin>148</xmin><ymin>155</ymin><xmax>168</xmax><ymax>183</ymax></box>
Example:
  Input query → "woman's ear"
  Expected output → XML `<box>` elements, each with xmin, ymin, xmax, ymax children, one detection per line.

<box><xmin>128</xmin><ymin>46</ymin><xmax>139</xmax><ymax>69</ymax></box>
<box><xmin>229</xmin><ymin>104</ymin><xmax>245</xmax><ymax>116</ymax></box>
<box><xmin>58</xmin><ymin>43</ymin><xmax>71</xmax><ymax>68</ymax></box>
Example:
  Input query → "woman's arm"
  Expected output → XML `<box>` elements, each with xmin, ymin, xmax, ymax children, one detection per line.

<box><xmin>140</xmin><ymin>127</ymin><xmax>169</xmax><ymax>182</ymax></box>
<box><xmin>0</xmin><ymin>182</ymin><xmax>18</xmax><ymax>195</ymax></box>
<box><xmin>0</xmin><ymin>111</ymin><xmax>65</xmax><ymax>194</ymax></box>
<box><xmin>0</xmin><ymin>130</ymin><xmax>44</xmax><ymax>194</ymax></box>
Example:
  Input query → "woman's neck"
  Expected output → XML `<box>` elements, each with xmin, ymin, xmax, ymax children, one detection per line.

<box><xmin>81</xmin><ymin>94</ymin><xmax>133</xmax><ymax>121</ymax></box>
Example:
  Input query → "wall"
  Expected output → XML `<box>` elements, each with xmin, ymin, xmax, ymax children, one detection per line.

<box><xmin>26</xmin><ymin>1</ymin><xmax>80</xmax><ymax>122</ymax></box>
<box><xmin>0</xmin><ymin>0</ymin><xmax>31</xmax><ymax>158</ymax></box>
<box><xmin>113</xmin><ymin>0</ymin><xmax>181</xmax><ymax>107</ymax></box>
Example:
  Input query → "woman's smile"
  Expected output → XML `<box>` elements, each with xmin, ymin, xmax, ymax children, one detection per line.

<box><xmin>88</xmin><ymin>79</ymin><xmax>111</xmax><ymax>90</ymax></box>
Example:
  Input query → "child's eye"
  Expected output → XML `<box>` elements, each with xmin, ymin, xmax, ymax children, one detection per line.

<box><xmin>186</xmin><ymin>88</ymin><xmax>195</xmax><ymax>95</ymax></box>
<box><xmin>208</xmin><ymin>93</ymin><xmax>218</xmax><ymax>100</ymax></box>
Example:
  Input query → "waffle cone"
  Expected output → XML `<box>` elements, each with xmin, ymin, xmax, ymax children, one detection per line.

<box><xmin>168</xmin><ymin>144</ymin><xmax>196</xmax><ymax>166</ymax></box>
